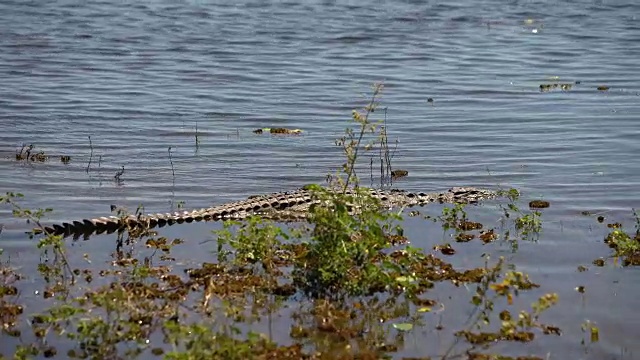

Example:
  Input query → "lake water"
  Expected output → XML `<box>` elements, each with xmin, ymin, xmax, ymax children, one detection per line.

<box><xmin>1</xmin><ymin>0</ymin><xmax>639</xmax><ymax>358</ymax></box>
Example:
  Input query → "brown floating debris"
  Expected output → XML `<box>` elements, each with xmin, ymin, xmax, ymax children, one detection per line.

<box><xmin>597</xmin><ymin>86</ymin><xmax>610</xmax><ymax>91</ymax></box>
<box><xmin>592</xmin><ymin>258</ymin><xmax>605</xmax><ymax>267</ymax></box>
<box><xmin>391</xmin><ymin>169</ymin><xmax>409</xmax><ymax>179</ymax></box>
<box><xmin>253</xmin><ymin>128</ymin><xmax>303</xmax><ymax>135</ymax></box>
<box><xmin>60</xmin><ymin>155</ymin><xmax>71</xmax><ymax>164</ymax></box>
<box><xmin>529</xmin><ymin>200</ymin><xmax>550</xmax><ymax>209</ymax></box>
<box><xmin>479</xmin><ymin>229</ymin><xmax>498</xmax><ymax>243</ymax></box>
<box><xmin>15</xmin><ymin>144</ymin><xmax>49</xmax><ymax>162</ymax></box>
<box><xmin>434</xmin><ymin>244</ymin><xmax>456</xmax><ymax>255</ymax></box>
<box><xmin>539</xmin><ymin>83</ymin><xmax>575</xmax><ymax>92</ymax></box>
<box><xmin>455</xmin><ymin>233</ymin><xmax>475</xmax><ymax>243</ymax></box>
<box><xmin>458</xmin><ymin>221</ymin><xmax>483</xmax><ymax>231</ymax></box>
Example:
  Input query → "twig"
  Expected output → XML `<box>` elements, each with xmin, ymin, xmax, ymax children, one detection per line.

<box><xmin>86</xmin><ymin>135</ymin><xmax>93</xmax><ymax>173</ymax></box>
<box><xmin>168</xmin><ymin>146</ymin><xmax>175</xmax><ymax>179</ymax></box>
<box><xmin>370</xmin><ymin>156</ymin><xmax>374</xmax><ymax>187</ymax></box>
<box><xmin>195</xmin><ymin>122</ymin><xmax>200</xmax><ymax>149</ymax></box>
<box><xmin>114</xmin><ymin>166</ymin><xmax>125</xmax><ymax>184</ymax></box>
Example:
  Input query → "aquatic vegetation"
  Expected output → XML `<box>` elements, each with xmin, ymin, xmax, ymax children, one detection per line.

<box><xmin>602</xmin><ymin>209</ymin><xmax>640</xmax><ymax>266</ymax></box>
<box><xmin>60</xmin><ymin>155</ymin><xmax>71</xmax><ymax>164</ymax></box>
<box><xmin>15</xmin><ymin>144</ymin><xmax>49</xmax><ymax>162</ymax></box>
<box><xmin>496</xmin><ymin>188</ymin><xmax>544</xmax><ymax>244</ymax></box>
<box><xmin>253</xmin><ymin>127</ymin><xmax>303</xmax><ymax>135</ymax></box>
<box><xmin>528</xmin><ymin>200</ymin><xmax>550</xmax><ymax>209</ymax></box>
<box><xmin>390</xmin><ymin>169</ymin><xmax>408</xmax><ymax>179</ymax></box>
<box><xmin>539</xmin><ymin>83</ymin><xmax>575</xmax><ymax>92</ymax></box>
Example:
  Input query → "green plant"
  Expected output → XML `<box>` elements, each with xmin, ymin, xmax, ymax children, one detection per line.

<box><xmin>292</xmin><ymin>184</ymin><xmax>403</xmax><ymax>297</ymax></box>
<box><xmin>445</xmin><ymin>256</ymin><xmax>560</xmax><ymax>358</ymax></box>
<box><xmin>291</xmin><ymin>84</ymin><xmax>412</xmax><ymax>297</ymax></box>
<box><xmin>603</xmin><ymin>211</ymin><xmax>640</xmax><ymax>266</ymax></box>
<box><xmin>496</xmin><ymin>188</ymin><xmax>543</xmax><ymax>243</ymax></box>
<box><xmin>0</xmin><ymin>192</ymin><xmax>74</xmax><ymax>284</ymax></box>
<box><xmin>215</xmin><ymin>216</ymin><xmax>291</xmax><ymax>276</ymax></box>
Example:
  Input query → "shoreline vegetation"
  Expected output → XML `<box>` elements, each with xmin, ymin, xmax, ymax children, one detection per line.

<box><xmin>1</xmin><ymin>84</ymin><xmax>638</xmax><ymax>359</ymax></box>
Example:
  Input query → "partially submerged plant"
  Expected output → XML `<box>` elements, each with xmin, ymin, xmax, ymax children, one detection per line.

<box><xmin>15</xmin><ymin>144</ymin><xmax>48</xmax><ymax>162</ymax></box>
<box><xmin>603</xmin><ymin>209</ymin><xmax>640</xmax><ymax>266</ymax></box>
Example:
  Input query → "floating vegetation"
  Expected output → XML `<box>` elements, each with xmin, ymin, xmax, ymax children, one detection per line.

<box><xmin>60</xmin><ymin>155</ymin><xmax>71</xmax><ymax>164</ymax></box>
<box><xmin>592</xmin><ymin>258</ymin><xmax>606</xmax><ymax>267</ymax></box>
<box><xmin>539</xmin><ymin>83</ymin><xmax>575</xmax><ymax>92</ymax></box>
<box><xmin>15</xmin><ymin>144</ymin><xmax>48</xmax><ymax>162</ymax></box>
<box><xmin>598</xmin><ymin>210</ymin><xmax>640</xmax><ymax>266</ymax></box>
<box><xmin>390</xmin><ymin>169</ymin><xmax>408</xmax><ymax>179</ymax></box>
<box><xmin>253</xmin><ymin>127</ymin><xmax>303</xmax><ymax>135</ymax></box>
<box><xmin>456</xmin><ymin>233</ymin><xmax>475</xmax><ymax>242</ymax></box>
<box><xmin>597</xmin><ymin>86</ymin><xmax>610</xmax><ymax>91</ymax></box>
<box><xmin>459</xmin><ymin>220</ymin><xmax>483</xmax><ymax>231</ymax></box>
<box><xmin>434</xmin><ymin>243</ymin><xmax>456</xmax><ymax>255</ymax></box>
<box><xmin>479</xmin><ymin>229</ymin><xmax>498</xmax><ymax>243</ymax></box>
<box><xmin>529</xmin><ymin>200</ymin><xmax>550</xmax><ymax>209</ymax></box>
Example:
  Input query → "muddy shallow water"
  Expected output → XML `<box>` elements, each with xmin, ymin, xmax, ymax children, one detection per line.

<box><xmin>1</xmin><ymin>0</ymin><xmax>639</xmax><ymax>358</ymax></box>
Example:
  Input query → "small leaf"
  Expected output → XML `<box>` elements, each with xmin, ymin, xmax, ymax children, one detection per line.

<box><xmin>395</xmin><ymin>276</ymin><xmax>415</xmax><ymax>283</ymax></box>
<box><xmin>417</xmin><ymin>307</ymin><xmax>432</xmax><ymax>313</ymax></box>
<box><xmin>392</xmin><ymin>323</ymin><xmax>413</xmax><ymax>331</ymax></box>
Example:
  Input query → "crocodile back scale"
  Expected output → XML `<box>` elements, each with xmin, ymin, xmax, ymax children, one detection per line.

<box><xmin>41</xmin><ymin>186</ymin><xmax>496</xmax><ymax>238</ymax></box>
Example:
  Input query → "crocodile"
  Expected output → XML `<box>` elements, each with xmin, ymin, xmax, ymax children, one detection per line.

<box><xmin>40</xmin><ymin>186</ymin><xmax>497</xmax><ymax>239</ymax></box>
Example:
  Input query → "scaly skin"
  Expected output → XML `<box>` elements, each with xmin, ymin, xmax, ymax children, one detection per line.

<box><xmin>41</xmin><ymin>186</ymin><xmax>496</xmax><ymax>239</ymax></box>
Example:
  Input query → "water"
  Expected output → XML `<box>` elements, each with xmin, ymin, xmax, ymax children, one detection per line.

<box><xmin>0</xmin><ymin>0</ymin><xmax>639</xmax><ymax>358</ymax></box>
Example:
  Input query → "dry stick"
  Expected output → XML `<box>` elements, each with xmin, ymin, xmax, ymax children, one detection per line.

<box><xmin>379</xmin><ymin>123</ymin><xmax>384</xmax><ymax>187</ymax></box>
<box><xmin>25</xmin><ymin>144</ymin><xmax>32</xmax><ymax>161</ymax></box>
<box><xmin>114</xmin><ymin>166</ymin><xmax>125</xmax><ymax>184</ymax></box>
<box><xmin>168</xmin><ymin>146</ymin><xmax>175</xmax><ymax>179</ymax></box>
<box><xmin>382</xmin><ymin>108</ymin><xmax>393</xmax><ymax>186</ymax></box>
<box><xmin>380</xmin><ymin>158</ymin><xmax>384</xmax><ymax>188</ymax></box>
<box><xmin>378</xmin><ymin>108</ymin><xmax>391</xmax><ymax>187</ymax></box>
<box><xmin>86</xmin><ymin>135</ymin><xmax>93</xmax><ymax>173</ymax></box>
<box><xmin>370</xmin><ymin>156</ymin><xmax>374</xmax><ymax>187</ymax></box>
<box><xmin>195</xmin><ymin>121</ymin><xmax>200</xmax><ymax>149</ymax></box>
